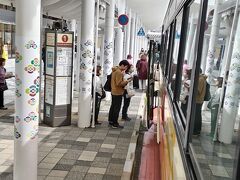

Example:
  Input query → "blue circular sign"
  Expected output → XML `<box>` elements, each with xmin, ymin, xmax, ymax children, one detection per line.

<box><xmin>118</xmin><ymin>14</ymin><xmax>129</xmax><ymax>26</ymax></box>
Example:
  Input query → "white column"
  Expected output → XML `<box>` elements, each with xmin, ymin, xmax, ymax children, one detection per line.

<box><xmin>130</xmin><ymin>14</ymin><xmax>136</xmax><ymax>59</ymax></box>
<box><xmin>201</xmin><ymin>36</ymin><xmax>210</xmax><ymax>73</ymax></box>
<box><xmin>78</xmin><ymin>0</ymin><xmax>95</xmax><ymax>128</ymax></box>
<box><xmin>100</xmin><ymin>35</ymin><xmax>105</xmax><ymax>73</ymax></box>
<box><xmin>103</xmin><ymin>0</ymin><xmax>115</xmax><ymax>100</ymax></box>
<box><xmin>219</xmin><ymin>14</ymin><xmax>240</xmax><ymax>144</ymax></box>
<box><xmin>184</xmin><ymin>17</ymin><xmax>197</xmax><ymax>62</ymax></box>
<box><xmin>189</xmin><ymin>28</ymin><xmax>197</xmax><ymax>67</ymax></box>
<box><xmin>125</xmin><ymin>9</ymin><xmax>132</xmax><ymax>57</ymax></box>
<box><xmin>14</xmin><ymin>0</ymin><xmax>41</xmax><ymax>180</ymax></box>
<box><xmin>220</xmin><ymin>36</ymin><xmax>230</xmax><ymax>77</ymax></box>
<box><xmin>205</xmin><ymin>0</ymin><xmax>222</xmax><ymax>81</ymax></box>
<box><xmin>114</xmin><ymin>0</ymin><xmax>126</xmax><ymax>65</ymax></box>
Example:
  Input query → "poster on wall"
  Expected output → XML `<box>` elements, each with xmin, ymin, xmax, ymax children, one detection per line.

<box><xmin>45</xmin><ymin>76</ymin><xmax>54</xmax><ymax>105</ymax></box>
<box><xmin>46</xmin><ymin>33</ymin><xmax>55</xmax><ymax>46</ymax></box>
<box><xmin>56</xmin><ymin>47</ymin><xmax>72</xmax><ymax>76</ymax></box>
<box><xmin>55</xmin><ymin>77</ymin><xmax>71</xmax><ymax>105</ymax></box>
<box><xmin>46</xmin><ymin>46</ymin><xmax>55</xmax><ymax>75</ymax></box>
<box><xmin>57</xmin><ymin>33</ymin><xmax>73</xmax><ymax>47</ymax></box>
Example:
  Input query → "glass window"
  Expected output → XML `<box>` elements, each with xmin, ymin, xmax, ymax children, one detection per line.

<box><xmin>190</xmin><ymin>0</ymin><xmax>240</xmax><ymax>179</ymax></box>
<box><xmin>178</xmin><ymin>2</ymin><xmax>200</xmax><ymax>119</ymax></box>
<box><xmin>169</xmin><ymin>11</ymin><xmax>183</xmax><ymax>96</ymax></box>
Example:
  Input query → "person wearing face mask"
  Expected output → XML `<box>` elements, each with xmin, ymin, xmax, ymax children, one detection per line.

<box><xmin>122</xmin><ymin>65</ymin><xmax>135</xmax><ymax>121</ymax></box>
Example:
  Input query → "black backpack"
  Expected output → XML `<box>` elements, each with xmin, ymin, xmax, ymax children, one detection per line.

<box><xmin>204</xmin><ymin>82</ymin><xmax>211</xmax><ymax>101</ymax></box>
<box><xmin>104</xmin><ymin>74</ymin><xmax>112</xmax><ymax>92</ymax></box>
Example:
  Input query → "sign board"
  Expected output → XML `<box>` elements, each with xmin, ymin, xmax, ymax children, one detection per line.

<box><xmin>44</xmin><ymin>30</ymin><xmax>74</xmax><ymax>127</ymax></box>
<box><xmin>118</xmin><ymin>14</ymin><xmax>129</xmax><ymax>26</ymax></box>
<box><xmin>137</xmin><ymin>27</ymin><xmax>145</xmax><ymax>36</ymax></box>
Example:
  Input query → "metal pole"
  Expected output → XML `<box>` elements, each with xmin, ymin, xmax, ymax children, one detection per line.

<box><xmin>92</xmin><ymin>0</ymin><xmax>100</xmax><ymax>128</ymax></box>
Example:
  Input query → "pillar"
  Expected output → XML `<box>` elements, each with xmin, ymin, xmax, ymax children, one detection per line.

<box><xmin>103</xmin><ymin>0</ymin><xmax>115</xmax><ymax>82</ymax></box>
<box><xmin>219</xmin><ymin>11</ymin><xmax>240</xmax><ymax>144</ymax></box>
<box><xmin>114</xmin><ymin>0</ymin><xmax>126</xmax><ymax>65</ymax></box>
<box><xmin>189</xmin><ymin>28</ymin><xmax>197</xmax><ymax>67</ymax></box>
<box><xmin>78</xmin><ymin>0</ymin><xmax>95</xmax><ymax>128</ymax></box>
<box><xmin>130</xmin><ymin>14</ymin><xmax>136</xmax><ymax>60</ymax></box>
<box><xmin>14</xmin><ymin>0</ymin><xmax>41</xmax><ymax>180</ymax></box>
<box><xmin>205</xmin><ymin>0</ymin><xmax>222</xmax><ymax>81</ymax></box>
<box><xmin>201</xmin><ymin>36</ymin><xmax>210</xmax><ymax>73</ymax></box>
<box><xmin>220</xmin><ymin>37</ymin><xmax>230</xmax><ymax>77</ymax></box>
<box><xmin>125</xmin><ymin>9</ymin><xmax>132</xmax><ymax>57</ymax></box>
<box><xmin>184</xmin><ymin>17</ymin><xmax>197</xmax><ymax>62</ymax></box>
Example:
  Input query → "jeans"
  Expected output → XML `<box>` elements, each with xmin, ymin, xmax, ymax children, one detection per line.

<box><xmin>108</xmin><ymin>95</ymin><xmax>122</xmax><ymax>125</ymax></box>
<box><xmin>210</xmin><ymin>104</ymin><xmax>219</xmax><ymax>137</ymax></box>
<box><xmin>94</xmin><ymin>94</ymin><xmax>102</xmax><ymax>123</ymax></box>
<box><xmin>193</xmin><ymin>103</ymin><xmax>203</xmax><ymax>135</ymax></box>
<box><xmin>0</xmin><ymin>91</ymin><xmax>4</xmax><ymax>107</ymax></box>
<box><xmin>122</xmin><ymin>90</ymin><xmax>131</xmax><ymax>118</ymax></box>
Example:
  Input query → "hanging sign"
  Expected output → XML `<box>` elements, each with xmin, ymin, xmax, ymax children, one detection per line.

<box><xmin>118</xmin><ymin>14</ymin><xmax>129</xmax><ymax>26</ymax></box>
<box><xmin>137</xmin><ymin>27</ymin><xmax>145</xmax><ymax>36</ymax></box>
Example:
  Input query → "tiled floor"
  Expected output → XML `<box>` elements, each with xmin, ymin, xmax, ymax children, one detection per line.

<box><xmin>0</xmin><ymin>61</ymin><xmax>144</xmax><ymax>180</ymax></box>
<box><xmin>192</xmin><ymin>109</ymin><xmax>238</xmax><ymax>180</ymax></box>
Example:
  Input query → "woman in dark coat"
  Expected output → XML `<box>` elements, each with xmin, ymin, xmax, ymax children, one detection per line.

<box><xmin>136</xmin><ymin>54</ymin><xmax>148</xmax><ymax>90</ymax></box>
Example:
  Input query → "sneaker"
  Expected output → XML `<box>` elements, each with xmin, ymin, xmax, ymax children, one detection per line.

<box><xmin>122</xmin><ymin>117</ymin><xmax>131</xmax><ymax>121</ymax></box>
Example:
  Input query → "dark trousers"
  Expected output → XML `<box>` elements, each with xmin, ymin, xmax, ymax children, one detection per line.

<box><xmin>210</xmin><ymin>104</ymin><xmax>219</xmax><ymax>137</ymax></box>
<box><xmin>0</xmin><ymin>91</ymin><xmax>4</xmax><ymax>107</ymax></box>
<box><xmin>108</xmin><ymin>95</ymin><xmax>122</xmax><ymax>125</ymax></box>
<box><xmin>193</xmin><ymin>103</ymin><xmax>203</xmax><ymax>135</ymax></box>
<box><xmin>122</xmin><ymin>90</ymin><xmax>131</xmax><ymax>118</ymax></box>
<box><xmin>94</xmin><ymin>94</ymin><xmax>101</xmax><ymax>123</ymax></box>
<box><xmin>181</xmin><ymin>96</ymin><xmax>189</xmax><ymax>117</ymax></box>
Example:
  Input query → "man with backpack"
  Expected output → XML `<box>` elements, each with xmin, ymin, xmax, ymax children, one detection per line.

<box><xmin>108</xmin><ymin>60</ymin><xmax>131</xmax><ymax>128</ymax></box>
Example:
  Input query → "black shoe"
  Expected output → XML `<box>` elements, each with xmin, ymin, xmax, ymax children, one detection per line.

<box><xmin>0</xmin><ymin>107</ymin><xmax>7</xmax><ymax>110</ymax></box>
<box><xmin>122</xmin><ymin>117</ymin><xmax>131</xmax><ymax>121</ymax></box>
<box><xmin>112</xmin><ymin>124</ymin><xmax>124</xmax><ymax>129</ymax></box>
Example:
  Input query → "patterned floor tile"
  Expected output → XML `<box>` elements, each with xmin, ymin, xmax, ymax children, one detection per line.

<box><xmin>209</xmin><ymin>165</ymin><xmax>230</xmax><ymax>177</ymax></box>
<box><xmin>78</xmin><ymin>151</ymin><xmax>97</xmax><ymax>161</ymax></box>
<box><xmin>88</xmin><ymin>167</ymin><xmax>106</xmax><ymax>174</ymax></box>
<box><xmin>48</xmin><ymin>170</ymin><xmax>68</xmax><ymax>177</ymax></box>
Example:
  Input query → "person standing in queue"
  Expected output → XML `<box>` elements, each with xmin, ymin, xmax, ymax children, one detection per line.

<box><xmin>108</xmin><ymin>60</ymin><xmax>131</xmax><ymax>128</ymax></box>
<box><xmin>122</xmin><ymin>65</ymin><xmax>135</xmax><ymax>121</ymax></box>
<box><xmin>194</xmin><ymin>69</ymin><xmax>207</xmax><ymax>135</ymax></box>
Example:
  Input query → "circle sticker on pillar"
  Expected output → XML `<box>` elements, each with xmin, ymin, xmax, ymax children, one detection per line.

<box><xmin>15</xmin><ymin>52</ymin><xmax>23</xmax><ymax>63</ymax></box>
<box><xmin>118</xmin><ymin>14</ymin><xmax>129</xmax><ymax>26</ymax></box>
<box><xmin>25</xmin><ymin>40</ymin><xmax>37</xmax><ymax>49</ymax></box>
<box><xmin>25</xmin><ymin>85</ymin><xmax>39</xmax><ymax>97</ymax></box>
<box><xmin>25</xmin><ymin>64</ymin><xmax>36</xmax><ymax>74</ymax></box>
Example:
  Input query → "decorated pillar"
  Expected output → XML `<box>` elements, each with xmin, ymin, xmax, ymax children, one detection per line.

<box><xmin>103</xmin><ymin>0</ymin><xmax>115</xmax><ymax>83</ymax></box>
<box><xmin>205</xmin><ymin>0</ymin><xmax>222</xmax><ymax>81</ymax></box>
<box><xmin>14</xmin><ymin>0</ymin><xmax>41</xmax><ymax>180</ymax></box>
<box><xmin>219</xmin><ymin>12</ymin><xmax>240</xmax><ymax>144</ymax></box>
<box><xmin>78</xmin><ymin>0</ymin><xmax>95</xmax><ymax>128</ymax></box>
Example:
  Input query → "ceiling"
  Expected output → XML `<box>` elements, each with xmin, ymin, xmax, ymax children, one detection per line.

<box><xmin>3</xmin><ymin>0</ymin><xmax>170</xmax><ymax>30</ymax></box>
<box><xmin>127</xmin><ymin>0</ymin><xmax>170</xmax><ymax>31</ymax></box>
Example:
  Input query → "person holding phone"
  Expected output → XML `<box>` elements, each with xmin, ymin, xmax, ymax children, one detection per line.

<box><xmin>122</xmin><ymin>65</ymin><xmax>135</xmax><ymax>121</ymax></box>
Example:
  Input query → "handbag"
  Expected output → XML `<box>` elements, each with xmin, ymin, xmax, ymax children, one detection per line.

<box><xmin>101</xmin><ymin>89</ymin><xmax>106</xmax><ymax>99</ymax></box>
<box><xmin>207</xmin><ymin>98</ymin><xmax>212</xmax><ymax>109</ymax></box>
<box><xmin>0</xmin><ymin>82</ymin><xmax>8</xmax><ymax>91</ymax></box>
